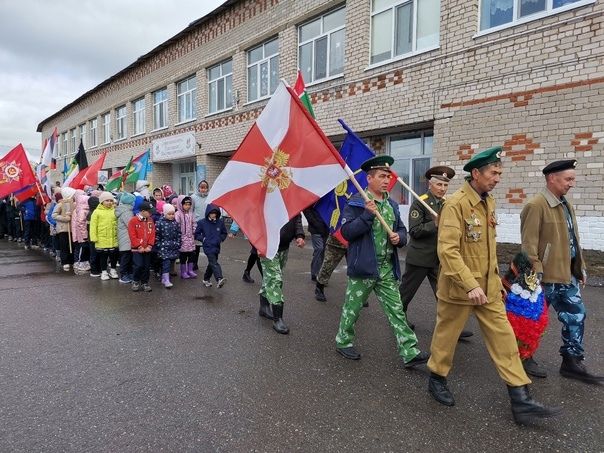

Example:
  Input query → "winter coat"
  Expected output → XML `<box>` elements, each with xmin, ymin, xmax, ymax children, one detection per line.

<box><xmin>128</xmin><ymin>215</ymin><xmax>156</xmax><ymax>251</ymax></box>
<box><xmin>52</xmin><ymin>199</ymin><xmax>74</xmax><ymax>234</ymax></box>
<box><xmin>21</xmin><ymin>198</ymin><xmax>36</xmax><ymax>221</ymax></box>
<box><xmin>194</xmin><ymin>204</ymin><xmax>227</xmax><ymax>255</ymax></box>
<box><xmin>115</xmin><ymin>196</ymin><xmax>135</xmax><ymax>252</ymax></box>
<box><xmin>71</xmin><ymin>192</ymin><xmax>90</xmax><ymax>243</ymax></box>
<box><xmin>89</xmin><ymin>204</ymin><xmax>118</xmax><ymax>249</ymax></box>
<box><xmin>276</xmin><ymin>214</ymin><xmax>305</xmax><ymax>252</ymax></box>
<box><xmin>155</xmin><ymin>216</ymin><xmax>182</xmax><ymax>260</ymax></box>
<box><xmin>341</xmin><ymin>192</ymin><xmax>407</xmax><ymax>280</ymax></box>
<box><xmin>191</xmin><ymin>191</ymin><xmax>209</xmax><ymax>223</ymax></box>
<box><xmin>175</xmin><ymin>195</ymin><xmax>196</xmax><ymax>252</ymax></box>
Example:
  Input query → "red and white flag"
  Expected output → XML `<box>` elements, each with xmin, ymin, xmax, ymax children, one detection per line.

<box><xmin>207</xmin><ymin>81</ymin><xmax>349</xmax><ymax>258</ymax></box>
<box><xmin>0</xmin><ymin>144</ymin><xmax>37</xmax><ymax>199</ymax></box>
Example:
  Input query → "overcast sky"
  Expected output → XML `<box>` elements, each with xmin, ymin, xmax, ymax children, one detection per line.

<box><xmin>0</xmin><ymin>0</ymin><xmax>225</xmax><ymax>158</ymax></box>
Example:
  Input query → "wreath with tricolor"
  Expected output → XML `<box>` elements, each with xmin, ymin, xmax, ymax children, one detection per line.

<box><xmin>502</xmin><ymin>252</ymin><xmax>549</xmax><ymax>359</ymax></box>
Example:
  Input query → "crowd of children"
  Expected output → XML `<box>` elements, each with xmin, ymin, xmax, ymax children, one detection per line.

<box><xmin>0</xmin><ymin>180</ymin><xmax>229</xmax><ymax>292</ymax></box>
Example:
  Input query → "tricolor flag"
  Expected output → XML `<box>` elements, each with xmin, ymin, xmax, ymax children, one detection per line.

<box><xmin>37</xmin><ymin>127</ymin><xmax>58</xmax><ymax>196</ymax></box>
<box><xmin>293</xmin><ymin>70</ymin><xmax>315</xmax><ymax>118</ymax></box>
<box><xmin>207</xmin><ymin>81</ymin><xmax>349</xmax><ymax>259</ymax></box>
<box><xmin>0</xmin><ymin>144</ymin><xmax>38</xmax><ymax>199</ymax></box>
<box><xmin>63</xmin><ymin>140</ymin><xmax>88</xmax><ymax>187</ymax></box>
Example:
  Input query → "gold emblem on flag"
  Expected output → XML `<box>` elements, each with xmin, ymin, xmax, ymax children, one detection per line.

<box><xmin>260</xmin><ymin>149</ymin><xmax>292</xmax><ymax>192</ymax></box>
<box><xmin>0</xmin><ymin>160</ymin><xmax>22</xmax><ymax>184</ymax></box>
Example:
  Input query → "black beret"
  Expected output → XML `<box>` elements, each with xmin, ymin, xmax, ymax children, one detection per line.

<box><xmin>542</xmin><ymin>159</ymin><xmax>577</xmax><ymax>175</ymax></box>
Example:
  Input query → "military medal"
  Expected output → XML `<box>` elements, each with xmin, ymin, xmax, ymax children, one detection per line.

<box><xmin>489</xmin><ymin>210</ymin><xmax>498</xmax><ymax>228</ymax></box>
<box><xmin>465</xmin><ymin>210</ymin><xmax>481</xmax><ymax>241</ymax></box>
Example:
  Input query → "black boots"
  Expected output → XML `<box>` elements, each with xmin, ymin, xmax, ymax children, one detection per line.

<box><xmin>523</xmin><ymin>356</ymin><xmax>547</xmax><ymax>378</ymax></box>
<box><xmin>258</xmin><ymin>295</ymin><xmax>273</xmax><ymax>320</ymax></box>
<box><xmin>242</xmin><ymin>270</ymin><xmax>254</xmax><ymax>283</ymax></box>
<box><xmin>560</xmin><ymin>354</ymin><xmax>604</xmax><ymax>384</ymax></box>
<box><xmin>272</xmin><ymin>304</ymin><xmax>289</xmax><ymax>335</ymax></box>
<box><xmin>315</xmin><ymin>283</ymin><xmax>326</xmax><ymax>302</ymax></box>
<box><xmin>507</xmin><ymin>385</ymin><xmax>562</xmax><ymax>425</ymax></box>
<box><xmin>428</xmin><ymin>373</ymin><xmax>455</xmax><ymax>406</ymax></box>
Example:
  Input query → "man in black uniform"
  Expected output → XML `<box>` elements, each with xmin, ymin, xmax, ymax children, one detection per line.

<box><xmin>399</xmin><ymin>165</ymin><xmax>472</xmax><ymax>338</ymax></box>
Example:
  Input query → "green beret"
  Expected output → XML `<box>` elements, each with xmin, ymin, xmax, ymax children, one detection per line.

<box><xmin>361</xmin><ymin>155</ymin><xmax>394</xmax><ymax>172</ymax></box>
<box><xmin>463</xmin><ymin>146</ymin><xmax>503</xmax><ymax>172</ymax></box>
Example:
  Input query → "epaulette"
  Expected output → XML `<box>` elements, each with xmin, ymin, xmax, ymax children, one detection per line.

<box><xmin>419</xmin><ymin>194</ymin><xmax>429</xmax><ymax>201</ymax></box>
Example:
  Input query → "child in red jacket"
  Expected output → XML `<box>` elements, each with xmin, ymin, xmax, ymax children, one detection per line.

<box><xmin>128</xmin><ymin>201</ymin><xmax>156</xmax><ymax>292</ymax></box>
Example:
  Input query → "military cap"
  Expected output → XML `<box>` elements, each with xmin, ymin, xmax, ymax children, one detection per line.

<box><xmin>542</xmin><ymin>159</ymin><xmax>577</xmax><ymax>175</ymax></box>
<box><xmin>463</xmin><ymin>146</ymin><xmax>503</xmax><ymax>172</ymax></box>
<box><xmin>361</xmin><ymin>155</ymin><xmax>394</xmax><ymax>172</ymax></box>
<box><xmin>425</xmin><ymin>165</ymin><xmax>455</xmax><ymax>182</ymax></box>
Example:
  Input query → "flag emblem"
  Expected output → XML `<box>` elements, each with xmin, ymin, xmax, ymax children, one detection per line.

<box><xmin>1</xmin><ymin>161</ymin><xmax>23</xmax><ymax>183</ymax></box>
<box><xmin>260</xmin><ymin>149</ymin><xmax>292</xmax><ymax>192</ymax></box>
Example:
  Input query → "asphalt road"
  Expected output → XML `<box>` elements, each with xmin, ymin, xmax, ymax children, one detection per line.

<box><xmin>1</xmin><ymin>238</ymin><xmax>603</xmax><ymax>452</ymax></box>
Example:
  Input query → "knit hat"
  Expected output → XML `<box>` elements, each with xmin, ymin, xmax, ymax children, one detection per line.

<box><xmin>161</xmin><ymin>184</ymin><xmax>174</xmax><ymax>198</ymax></box>
<box><xmin>119</xmin><ymin>192</ymin><xmax>136</xmax><ymax>206</ymax></box>
<box><xmin>98</xmin><ymin>191</ymin><xmax>115</xmax><ymax>204</ymax></box>
<box><xmin>61</xmin><ymin>187</ymin><xmax>76</xmax><ymax>200</ymax></box>
<box><xmin>139</xmin><ymin>201</ymin><xmax>152</xmax><ymax>213</ymax></box>
<box><xmin>91</xmin><ymin>190</ymin><xmax>102</xmax><ymax>198</ymax></box>
<box><xmin>163</xmin><ymin>203</ymin><xmax>175</xmax><ymax>215</ymax></box>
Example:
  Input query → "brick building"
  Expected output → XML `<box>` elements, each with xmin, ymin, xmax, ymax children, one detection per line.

<box><xmin>37</xmin><ymin>0</ymin><xmax>604</xmax><ymax>249</ymax></box>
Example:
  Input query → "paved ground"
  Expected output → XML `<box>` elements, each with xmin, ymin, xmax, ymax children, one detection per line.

<box><xmin>1</xmin><ymin>238</ymin><xmax>603</xmax><ymax>452</ymax></box>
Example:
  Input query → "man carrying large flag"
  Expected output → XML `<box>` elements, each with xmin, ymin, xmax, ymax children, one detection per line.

<box><xmin>0</xmin><ymin>144</ymin><xmax>38</xmax><ymax>199</ymax></box>
<box><xmin>207</xmin><ymin>81</ymin><xmax>351</xmax><ymax>334</ymax></box>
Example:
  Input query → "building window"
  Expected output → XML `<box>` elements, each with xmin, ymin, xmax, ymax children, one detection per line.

<box><xmin>177</xmin><ymin>75</ymin><xmax>197</xmax><ymax>122</ymax></box>
<box><xmin>132</xmin><ymin>97</ymin><xmax>145</xmax><ymax>135</ymax></box>
<box><xmin>61</xmin><ymin>132</ymin><xmax>67</xmax><ymax>157</ymax></box>
<box><xmin>389</xmin><ymin>130</ymin><xmax>433</xmax><ymax>205</ymax></box>
<box><xmin>116</xmin><ymin>105</ymin><xmax>127</xmax><ymax>140</ymax></box>
<box><xmin>480</xmin><ymin>0</ymin><xmax>587</xmax><ymax>31</ymax></box>
<box><xmin>101</xmin><ymin>112</ymin><xmax>111</xmax><ymax>144</ymax></box>
<box><xmin>208</xmin><ymin>60</ymin><xmax>233</xmax><ymax>114</ymax></box>
<box><xmin>370</xmin><ymin>0</ymin><xmax>440</xmax><ymax>65</ymax></box>
<box><xmin>89</xmin><ymin>118</ymin><xmax>97</xmax><ymax>148</ymax></box>
<box><xmin>153</xmin><ymin>88</ymin><xmax>168</xmax><ymax>130</ymax></box>
<box><xmin>298</xmin><ymin>6</ymin><xmax>345</xmax><ymax>84</ymax></box>
<box><xmin>70</xmin><ymin>128</ymin><xmax>77</xmax><ymax>154</ymax></box>
<box><xmin>247</xmin><ymin>38</ymin><xmax>279</xmax><ymax>102</ymax></box>
<box><xmin>78</xmin><ymin>124</ymin><xmax>86</xmax><ymax>149</ymax></box>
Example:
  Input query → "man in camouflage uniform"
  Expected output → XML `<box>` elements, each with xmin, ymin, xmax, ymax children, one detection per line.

<box><xmin>258</xmin><ymin>214</ymin><xmax>305</xmax><ymax>334</ymax></box>
<box><xmin>314</xmin><ymin>233</ymin><xmax>347</xmax><ymax>302</ymax></box>
<box><xmin>334</xmin><ymin>155</ymin><xmax>429</xmax><ymax>367</ymax></box>
<box><xmin>399</xmin><ymin>165</ymin><xmax>472</xmax><ymax>338</ymax></box>
<box><xmin>521</xmin><ymin>159</ymin><xmax>603</xmax><ymax>383</ymax></box>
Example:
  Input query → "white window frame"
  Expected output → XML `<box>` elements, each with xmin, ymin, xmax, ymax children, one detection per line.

<box><xmin>101</xmin><ymin>112</ymin><xmax>111</xmax><ymax>144</ymax></box>
<box><xmin>70</xmin><ymin>128</ymin><xmax>77</xmax><ymax>154</ymax></box>
<box><xmin>207</xmin><ymin>60</ymin><xmax>233</xmax><ymax>115</ymax></box>
<box><xmin>89</xmin><ymin>118</ymin><xmax>97</xmax><ymax>148</ymax></box>
<box><xmin>115</xmin><ymin>105</ymin><xmax>127</xmax><ymax>141</ymax></box>
<box><xmin>60</xmin><ymin>132</ymin><xmax>67</xmax><ymax>157</ymax></box>
<box><xmin>247</xmin><ymin>37</ymin><xmax>280</xmax><ymax>103</ymax></box>
<box><xmin>298</xmin><ymin>6</ymin><xmax>346</xmax><ymax>85</ymax></box>
<box><xmin>368</xmin><ymin>0</ymin><xmax>440</xmax><ymax>69</ymax></box>
<box><xmin>78</xmin><ymin>124</ymin><xmax>86</xmax><ymax>149</ymax></box>
<box><xmin>153</xmin><ymin>88</ymin><xmax>168</xmax><ymax>131</ymax></box>
<box><xmin>476</xmin><ymin>0</ymin><xmax>595</xmax><ymax>36</ymax></box>
<box><xmin>132</xmin><ymin>97</ymin><xmax>145</xmax><ymax>136</ymax></box>
<box><xmin>177</xmin><ymin>75</ymin><xmax>197</xmax><ymax>124</ymax></box>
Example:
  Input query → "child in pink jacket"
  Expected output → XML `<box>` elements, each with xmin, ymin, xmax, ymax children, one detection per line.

<box><xmin>71</xmin><ymin>190</ymin><xmax>90</xmax><ymax>273</ymax></box>
<box><xmin>175</xmin><ymin>195</ymin><xmax>196</xmax><ymax>279</ymax></box>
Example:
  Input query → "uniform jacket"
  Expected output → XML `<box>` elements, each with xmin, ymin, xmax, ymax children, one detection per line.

<box><xmin>194</xmin><ymin>204</ymin><xmax>228</xmax><ymax>255</ymax></box>
<box><xmin>128</xmin><ymin>215</ymin><xmax>156</xmax><ymax>251</ymax></box>
<box><xmin>115</xmin><ymin>196</ymin><xmax>135</xmax><ymax>252</ymax></box>
<box><xmin>341</xmin><ymin>192</ymin><xmax>407</xmax><ymax>280</ymax></box>
<box><xmin>155</xmin><ymin>216</ymin><xmax>181</xmax><ymax>260</ymax></box>
<box><xmin>175</xmin><ymin>195</ymin><xmax>196</xmax><ymax>252</ymax></box>
<box><xmin>437</xmin><ymin>181</ymin><xmax>503</xmax><ymax>305</ymax></box>
<box><xmin>89</xmin><ymin>204</ymin><xmax>118</xmax><ymax>249</ymax></box>
<box><xmin>406</xmin><ymin>191</ymin><xmax>443</xmax><ymax>268</ymax></box>
<box><xmin>277</xmin><ymin>214</ymin><xmax>305</xmax><ymax>253</ymax></box>
<box><xmin>520</xmin><ymin>189</ymin><xmax>585</xmax><ymax>284</ymax></box>
<box><xmin>71</xmin><ymin>192</ymin><xmax>89</xmax><ymax>243</ymax></box>
<box><xmin>52</xmin><ymin>199</ymin><xmax>74</xmax><ymax>234</ymax></box>
<box><xmin>303</xmin><ymin>206</ymin><xmax>329</xmax><ymax>237</ymax></box>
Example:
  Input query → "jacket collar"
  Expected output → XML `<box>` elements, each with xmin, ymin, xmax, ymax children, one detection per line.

<box><xmin>541</xmin><ymin>188</ymin><xmax>563</xmax><ymax>208</ymax></box>
<box><xmin>462</xmin><ymin>180</ymin><xmax>488</xmax><ymax>207</ymax></box>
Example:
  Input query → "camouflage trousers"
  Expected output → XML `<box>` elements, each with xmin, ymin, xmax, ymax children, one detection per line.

<box><xmin>259</xmin><ymin>249</ymin><xmax>289</xmax><ymax>306</ymax></box>
<box><xmin>316</xmin><ymin>236</ymin><xmax>347</xmax><ymax>286</ymax></box>
<box><xmin>543</xmin><ymin>277</ymin><xmax>586</xmax><ymax>358</ymax></box>
<box><xmin>335</xmin><ymin>262</ymin><xmax>420</xmax><ymax>362</ymax></box>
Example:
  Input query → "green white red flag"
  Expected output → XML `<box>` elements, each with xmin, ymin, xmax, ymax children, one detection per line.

<box><xmin>293</xmin><ymin>70</ymin><xmax>315</xmax><ymax>118</ymax></box>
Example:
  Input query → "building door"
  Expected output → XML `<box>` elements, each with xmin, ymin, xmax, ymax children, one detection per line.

<box><xmin>178</xmin><ymin>161</ymin><xmax>196</xmax><ymax>195</ymax></box>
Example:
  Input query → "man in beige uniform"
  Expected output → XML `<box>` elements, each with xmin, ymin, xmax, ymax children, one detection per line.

<box><xmin>427</xmin><ymin>146</ymin><xmax>561</xmax><ymax>425</ymax></box>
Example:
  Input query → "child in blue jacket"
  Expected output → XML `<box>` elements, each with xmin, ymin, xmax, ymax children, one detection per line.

<box><xmin>194</xmin><ymin>204</ymin><xmax>227</xmax><ymax>288</ymax></box>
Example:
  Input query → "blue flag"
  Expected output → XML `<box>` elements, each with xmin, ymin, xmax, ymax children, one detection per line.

<box><xmin>315</xmin><ymin>119</ymin><xmax>375</xmax><ymax>233</ymax></box>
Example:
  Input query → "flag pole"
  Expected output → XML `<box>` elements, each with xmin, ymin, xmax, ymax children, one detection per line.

<box><xmin>395</xmin><ymin>176</ymin><xmax>438</xmax><ymax>217</ymax></box>
<box><xmin>342</xmin><ymin>164</ymin><xmax>394</xmax><ymax>235</ymax></box>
